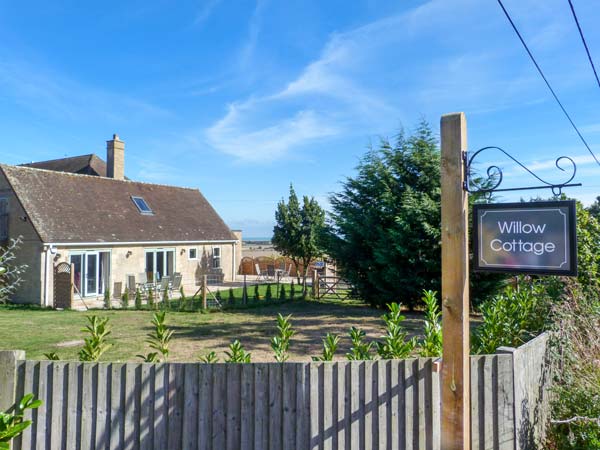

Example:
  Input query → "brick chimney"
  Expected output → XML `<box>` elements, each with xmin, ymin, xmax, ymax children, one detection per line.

<box><xmin>106</xmin><ymin>134</ymin><xmax>125</xmax><ymax>179</ymax></box>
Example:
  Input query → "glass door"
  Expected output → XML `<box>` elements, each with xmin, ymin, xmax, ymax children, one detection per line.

<box><xmin>85</xmin><ymin>252</ymin><xmax>99</xmax><ymax>296</ymax></box>
<box><xmin>70</xmin><ymin>254</ymin><xmax>83</xmax><ymax>295</ymax></box>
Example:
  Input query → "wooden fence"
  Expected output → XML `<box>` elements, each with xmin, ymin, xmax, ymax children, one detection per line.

<box><xmin>0</xmin><ymin>334</ymin><xmax>550</xmax><ymax>450</ymax></box>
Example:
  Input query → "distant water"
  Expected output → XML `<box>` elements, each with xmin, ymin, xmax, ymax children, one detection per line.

<box><xmin>244</xmin><ymin>237</ymin><xmax>272</xmax><ymax>242</ymax></box>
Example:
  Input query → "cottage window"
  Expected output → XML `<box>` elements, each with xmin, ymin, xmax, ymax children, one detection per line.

<box><xmin>70</xmin><ymin>251</ymin><xmax>111</xmax><ymax>297</ymax></box>
<box><xmin>0</xmin><ymin>198</ymin><xmax>8</xmax><ymax>240</ymax></box>
<box><xmin>212</xmin><ymin>247</ymin><xmax>221</xmax><ymax>269</ymax></box>
<box><xmin>188</xmin><ymin>248</ymin><xmax>197</xmax><ymax>260</ymax></box>
<box><xmin>131</xmin><ymin>196</ymin><xmax>153</xmax><ymax>215</ymax></box>
<box><xmin>145</xmin><ymin>249</ymin><xmax>175</xmax><ymax>282</ymax></box>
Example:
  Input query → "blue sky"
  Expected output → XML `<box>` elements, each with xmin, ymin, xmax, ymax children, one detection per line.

<box><xmin>1</xmin><ymin>0</ymin><xmax>600</xmax><ymax>237</ymax></box>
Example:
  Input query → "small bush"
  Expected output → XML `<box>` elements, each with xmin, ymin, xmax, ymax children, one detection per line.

<box><xmin>103</xmin><ymin>289</ymin><xmax>111</xmax><ymax>309</ymax></box>
<box><xmin>79</xmin><ymin>316</ymin><xmax>112</xmax><ymax>362</ymax></box>
<box><xmin>147</xmin><ymin>288</ymin><xmax>155</xmax><ymax>309</ymax></box>
<box><xmin>418</xmin><ymin>290</ymin><xmax>442</xmax><ymax>357</ymax></box>
<box><xmin>265</xmin><ymin>284</ymin><xmax>273</xmax><ymax>301</ymax></box>
<box><xmin>224</xmin><ymin>340</ymin><xmax>251</xmax><ymax>363</ymax></box>
<box><xmin>179</xmin><ymin>287</ymin><xmax>187</xmax><ymax>311</ymax></box>
<box><xmin>313</xmin><ymin>333</ymin><xmax>339</xmax><ymax>361</ymax></box>
<box><xmin>271</xmin><ymin>314</ymin><xmax>295</xmax><ymax>362</ymax></box>
<box><xmin>162</xmin><ymin>286</ymin><xmax>170</xmax><ymax>310</ymax></box>
<box><xmin>199</xmin><ymin>351</ymin><xmax>219</xmax><ymax>363</ymax></box>
<box><xmin>346</xmin><ymin>327</ymin><xmax>373</xmax><ymax>360</ymax></box>
<box><xmin>134</xmin><ymin>289</ymin><xmax>142</xmax><ymax>310</ymax></box>
<box><xmin>254</xmin><ymin>285</ymin><xmax>261</xmax><ymax>301</ymax></box>
<box><xmin>279</xmin><ymin>284</ymin><xmax>286</xmax><ymax>302</ymax></box>
<box><xmin>121</xmin><ymin>291</ymin><xmax>129</xmax><ymax>309</ymax></box>
<box><xmin>145</xmin><ymin>312</ymin><xmax>174</xmax><ymax>362</ymax></box>
<box><xmin>376</xmin><ymin>303</ymin><xmax>416</xmax><ymax>359</ymax></box>
<box><xmin>290</xmin><ymin>281</ymin><xmax>296</xmax><ymax>300</ymax></box>
<box><xmin>228</xmin><ymin>288</ymin><xmax>235</xmax><ymax>306</ymax></box>
<box><xmin>0</xmin><ymin>393</ymin><xmax>42</xmax><ymax>447</ymax></box>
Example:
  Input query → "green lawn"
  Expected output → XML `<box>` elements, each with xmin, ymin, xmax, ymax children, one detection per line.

<box><xmin>0</xmin><ymin>299</ymin><xmax>427</xmax><ymax>362</ymax></box>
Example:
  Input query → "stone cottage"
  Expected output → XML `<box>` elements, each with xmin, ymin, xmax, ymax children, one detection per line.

<box><xmin>0</xmin><ymin>135</ymin><xmax>242</xmax><ymax>306</ymax></box>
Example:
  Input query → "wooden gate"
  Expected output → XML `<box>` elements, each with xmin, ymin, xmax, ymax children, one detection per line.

<box><xmin>315</xmin><ymin>275</ymin><xmax>355</xmax><ymax>300</ymax></box>
<box><xmin>53</xmin><ymin>262</ymin><xmax>73</xmax><ymax>309</ymax></box>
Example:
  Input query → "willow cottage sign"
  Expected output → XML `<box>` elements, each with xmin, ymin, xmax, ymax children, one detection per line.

<box><xmin>473</xmin><ymin>200</ymin><xmax>577</xmax><ymax>276</ymax></box>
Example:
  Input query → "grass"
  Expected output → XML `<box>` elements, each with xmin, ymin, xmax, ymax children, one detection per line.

<box><xmin>0</xmin><ymin>299</ymin><xmax>428</xmax><ymax>362</ymax></box>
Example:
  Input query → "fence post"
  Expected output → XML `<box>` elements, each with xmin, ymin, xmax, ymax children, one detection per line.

<box><xmin>202</xmin><ymin>275</ymin><xmax>208</xmax><ymax>309</ymax></box>
<box><xmin>315</xmin><ymin>271</ymin><xmax>320</xmax><ymax>299</ymax></box>
<box><xmin>0</xmin><ymin>350</ymin><xmax>25</xmax><ymax>412</ymax></box>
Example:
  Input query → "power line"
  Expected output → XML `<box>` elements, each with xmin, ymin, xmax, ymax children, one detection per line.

<box><xmin>567</xmin><ymin>0</ymin><xmax>600</xmax><ymax>89</ymax></box>
<box><xmin>496</xmin><ymin>0</ymin><xmax>600</xmax><ymax>167</ymax></box>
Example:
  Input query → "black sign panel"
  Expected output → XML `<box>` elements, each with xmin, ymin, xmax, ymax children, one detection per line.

<box><xmin>473</xmin><ymin>200</ymin><xmax>577</xmax><ymax>276</ymax></box>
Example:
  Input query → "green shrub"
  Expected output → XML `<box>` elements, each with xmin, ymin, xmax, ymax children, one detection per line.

<box><xmin>228</xmin><ymin>288</ymin><xmax>235</xmax><ymax>306</ymax></box>
<box><xmin>376</xmin><ymin>303</ymin><xmax>416</xmax><ymax>359</ymax></box>
<box><xmin>121</xmin><ymin>290</ymin><xmax>129</xmax><ymax>309</ymax></box>
<box><xmin>271</xmin><ymin>314</ymin><xmax>295</xmax><ymax>362</ymax></box>
<box><xmin>78</xmin><ymin>316</ymin><xmax>112</xmax><ymax>362</ymax></box>
<box><xmin>254</xmin><ymin>285</ymin><xmax>261</xmax><ymax>301</ymax></box>
<box><xmin>279</xmin><ymin>284</ymin><xmax>286</xmax><ymax>301</ymax></box>
<box><xmin>418</xmin><ymin>290</ymin><xmax>442</xmax><ymax>357</ymax></box>
<box><xmin>290</xmin><ymin>281</ymin><xmax>296</xmax><ymax>299</ymax></box>
<box><xmin>147</xmin><ymin>288</ymin><xmax>155</xmax><ymax>309</ymax></box>
<box><xmin>199</xmin><ymin>351</ymin><xmax>219</xmax><ymax>363</ymax></box>
<box><xmin>43</xmin><ymin>352</ymin><xmax>60</xmax><ymax>361</ymax></box>
<box><xmin>135</xmin><ymin>289</ymin><xmax>143</xmax><ymax>310</ymax></box>
<box><xmin>179</xmin><ymin>287</ymin><xmax>187</xmax><ymax>311</ymax></box>
<box><xmin>224</xmin><ymin>340</ymin><xmax>251</xmax><ymax>363</ymax></box>
<box><xmin>346</xmin><ymin>327</ymin><xmax>373</xmax><ymax>360</ymax></box>
<box><xmin>0</xmin><ymin>393</ymin><xmax>42</xmax><ymax>448</ymax></box>
<box><xmin>145</xmin><ymin>312</ymin><xmax>173</xmax><ymax>362</ymax></box>
<box><xmin>103</xmin><ymin>289</ymin><xmax>111</xmax><ymax>309</ymax></box>
<box><xmin>265</xmin><ymin>284</ymin><xmax>273</xmax><ymax>301</ymax></box>
<box><xmin>162</xmin><ymin>286</ymin><xmax>170</xmax><ymax>310</ymax></box>
<box><xmin>313</xmin><ymin>333</ymin><xmax>339</xmax><ymax>361</ymax></box>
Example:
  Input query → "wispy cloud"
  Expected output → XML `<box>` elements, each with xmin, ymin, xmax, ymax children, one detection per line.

<box><xmin>194</xmin><ymin>0</ymin><xmax>222</xmax><ymax>27</ymax></box>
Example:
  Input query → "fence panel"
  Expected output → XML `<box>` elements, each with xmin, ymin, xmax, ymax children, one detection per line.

<box><xmin>5</xmin><ymin>334</ymin><xmax>550</xmax><ymax>450</ymax></box>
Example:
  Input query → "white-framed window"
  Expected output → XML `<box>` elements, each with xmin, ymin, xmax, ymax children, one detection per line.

<box><xmin>0</xmin><ymin>197</ymin><xmax>8</xmax><ymax>240</ymax></box>
<box><xmin>131</xmin><ymin>196</ymin><xmax>153</xmax><ymax>215</ymax></box>
<box><xmin>145</xmin><ymin>248</ymin><xmax>175</xmax><ymax>282</ymax></box>
<box><xmin>70</xmin><ymin>250</ymin><xmax>111</xmax><ymax>297</ymax></box>
<box><xmin>188</xmin><ymin>248</ymin><xmax>198</xmax><ymax>260</ymax></box>
<box><xmin>212</xmin><ymin>247</ymin><xmax>221</xmax><ymax>269</ymax></box>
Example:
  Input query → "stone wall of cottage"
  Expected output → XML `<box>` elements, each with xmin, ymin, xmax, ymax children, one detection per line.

<box><xmin>0</xmin><ymin>170</ymin><xmax>45</xmax><ymax>305</ymax></box>
<box><xmin>54</xmin><ymin>242</ymin><xmax>238</xmax><ymax>299</ymax></box>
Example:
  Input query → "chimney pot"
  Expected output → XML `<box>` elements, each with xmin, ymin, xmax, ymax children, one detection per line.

<box><xmin>106</xmin><ymin>134</ymin><xmax>125</xmax><ymax>179</ymax></box>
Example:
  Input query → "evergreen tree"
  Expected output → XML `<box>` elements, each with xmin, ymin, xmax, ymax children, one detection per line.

<box><xmin>279</xmin><ymin>284</ymin><xmax>286</xmax><ymax>301</ymax></box>
<box><xmin>265</xmin><ymin>284</ymin><xmax>273</xmax><ymax>301</ymax></box>
<box><xmin>254</xmin><ymin>284</ymin><xmax>261</xmax><ymax>301</ymax></box>
<box><xmin>228</xmin><ymin>288</ymin><xmax>235</xmax><ymax>306</ymax></box>
<box><xmin>121</xmin><ymin>290</ymin><xmax>129</xmax><ymax>309</ymax></box>
<box><xmin>290</xmin><ymin>281</ymin><xmax>296</xmax><ymax>300</ymax></box>
<box><xmin>135</xmin><ymin>288</ymin><xmax>143</xmax><ymax>310</ymax></box>
<box><xmin>273</xmin><ymin>185</ymin><xmax>326</xmax><ymax>296</ymax></box>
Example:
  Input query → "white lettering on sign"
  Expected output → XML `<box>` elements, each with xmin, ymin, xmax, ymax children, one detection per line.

<box><xmin>490</xmin><ymin>239</ymin><xmax>556</xmax><ymax>256</ymax></box>
<box><xmin>497</xmin><ymin>221</ymin><xmax>546</xmax><ymax>234</ymax></box>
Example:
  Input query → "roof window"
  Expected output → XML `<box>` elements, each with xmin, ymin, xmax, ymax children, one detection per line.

<box><xmin>131</xmin><ymin>196</ymin><xmax>153</xmax><ymax>215</ymax></box>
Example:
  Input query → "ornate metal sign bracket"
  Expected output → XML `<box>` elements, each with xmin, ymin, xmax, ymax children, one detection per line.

<box><xmin>463</xmin><ymin>146</ymin><xmax>582</xmax><ymax>197</ymax></box>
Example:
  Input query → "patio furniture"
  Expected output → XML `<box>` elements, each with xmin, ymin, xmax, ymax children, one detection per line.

<box><xmin>112</xmin><ymin>282</ymin><xmax>122</xmax><ymax>302</ymax></box>
<box><xmin>267</xmin><ymin>265</ymin><xmax>276</xmax><ymax>280</ymax></box>
<box><xmin>255</xmin><ymin>263</ymin><xmax>269</xmax><ymax>281</ymax></box>
<box><xmin>126</xmin><ymin>275</ymin><xmax>136</xmax><ymax>295</ymax></box>
<box><xmin>169</xmin><ymin>274</ymin><xmax>183</xmax><ymax>296</ymax></box>
<box><xmin>159</xmin><ymin>276</ymin><xmax>170</xmax><ymax>294</ymax></box>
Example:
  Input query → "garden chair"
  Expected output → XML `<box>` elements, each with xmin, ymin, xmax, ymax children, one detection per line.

<box><xmin>255</xmin><ymin>263</ymin><xmax>269</xmax><ymax>281</ymax></box>
<box><xmin>126</xmin><ymin>275</ymin><xmax>136</xmax><ymax>296</ymax></box>
<box><xmin>159</xmin><ymin>276</ymin><xmax>170</xmax><ymax>294</ymax></box>
<box><xmin>169</xmin><ymin>274</ymin><xmax>183</xmax><ymax>296</ymax></box>
<box><xmin>112</xmin><ymin>282</ymin><xmax>122</xmax><ymax>303</ymax></box>
<box><xmin>267</xmin><ymin>264</ymin><xmax>276</xmax><ymax>280</ymax></box>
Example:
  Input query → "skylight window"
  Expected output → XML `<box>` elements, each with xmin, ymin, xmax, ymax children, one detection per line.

<box><xmin>131</xmin><ymin>196</ymin><xmax>153</xmax><ymax>215</ymax></box>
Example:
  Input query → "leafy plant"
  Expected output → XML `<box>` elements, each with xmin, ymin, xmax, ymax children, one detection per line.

<box><xmin>313</xmin><ymin>333</ymin><xmax>339</xmax><ymax>361</ymax></box>
<box><xmin>376</xmin><ymin>303</ymin><xmax>416</xmax><ymax>359</ymax></box>
<box><xmin>78</xmin><ymin>316</ymin><xmax>112</xmax><ymax>362</ymax></box>
<box><xmin>418</xmin><ymin>290</ymin><xmax>442</xmax><ymax>357</ymax></box>
<box><xmin>0</xmin><ymin>393</ymin><xmax>42</xmax><ymax>449</ymax></box>
<box><xmin>265</xmin><ymin>284</ymin><xmax>273</xmax><ymax>301</ymax></box>
<box><xmin>134</xmin><ymin>288</ymin><xmax>142</xmax><ymax>310</ymax></box>
<box><xmin>145</xmin><ymin>312</ymin><xmax>173</xmax><ymax>362</ymax></box>
<box><xmin>147</xmin><ymin>288</ymin><xmax>155</xmax><ymax>309</ymax></box>
<box><xmin>121</xmin><ymin>290</ymin><xmax>129</xmax><ymax>309</ymax></box>
<box><xmin>43</xmin><ymin>352</ymin><xmax>60</xmax><ymax>361</ymax></box>
<box><xmin>224</xmin><ymin>340</ymin><xmax>251</xmax><ymax>363</ymax></box>
<box><xmin>271</xmin><ymin>314</ymin><xmax>295</xmax><ymax>362</ymax></box>
<box><xmin>254</xmin><ymin>285</ymin><xmax>261</xmax><ymax>301</ymax></box>
<box><xmin>279</xmin><ymin>284</ymin><xmax>286</xmax><ymax>302</ymax></box>
<box><xmin>103</xmin><ymin>288</ymin><xmax>111</xmax><ymax>309</ymax></box>
<box><xmin>199</xmin><ymin>351</ymin><xmax>219</xmax><ymax>364</ymax></box>
<box><xmin>136</xmin><ymin>352</ymin><xmax>160</xmax><ymax>363</ymax></box>
<box><xmin>346</xmin><ymin>327</ymin><xmax>373</xmax><ymax>360</ymax></box>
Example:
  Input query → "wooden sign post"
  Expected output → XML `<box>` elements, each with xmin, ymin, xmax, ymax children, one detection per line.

<box><xmin>440</xmin><ymin>112</ymin><xmax>470</xmax><ymax>450</ymax></box>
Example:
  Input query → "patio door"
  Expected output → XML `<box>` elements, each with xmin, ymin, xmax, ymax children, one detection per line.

<box><xmin>85</xmin><ymin>252</ymin><xmax>99</xmax><ymax>296</ymax></box>
<box><xmin>145</xmin><ymin>249</ymin><xmax>175</xmax><ymax>282</ymax></box>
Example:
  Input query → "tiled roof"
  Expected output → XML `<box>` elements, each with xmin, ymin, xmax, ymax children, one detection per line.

<box><xmin>20</xmin><ymin>154</ymin><xmax>108</xmax><ymax>177</ymax></box>
<box><xmin>1</xmin><ymin>164</ymin><xmax>235</xmax><ymax>244</ymax></box>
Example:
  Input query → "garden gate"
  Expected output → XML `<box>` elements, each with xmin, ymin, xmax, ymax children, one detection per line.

<box><xmin>53</xmin><ymin>262</ymin><xmax>73</xmax><ymax>309</ymax></box>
